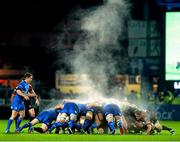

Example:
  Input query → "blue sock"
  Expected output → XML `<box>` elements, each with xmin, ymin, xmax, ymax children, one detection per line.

<box><xmin>61</xmin><ymin>122</ymin><xmax>68</xmax><ymax>129</ymax></box>
<box><xmin>68</xmin><ymin>120</ymin><xmax>75</xmax><ymax>129</ymax></box>
<box><xmin>49</xmin><ymin>122</ymin><xmax>63</xmax><ymax>132</ymax></box>
<box><xmin>49</xmin><ymin>124</ymin><xmax>56</xmax><ymax>132</ymax></box>
<box><xmin>74</xmin><ymin>123</ymin><xmax>81</xmax><ymax>130</ymax></box>
<box><xmin>90</xmin><ymin>123</ymin><xmax>100</xmax><ymax>129</ymax></box>
<box><xmin>6</xmin><ymin>118</ymin><xmax>13</xmax><ymax>130</ymax></box>
<box><xmin>108</xmin><ymin>121</ymin><xmax>115</xmax><ymax>132</ymax></box>
<box><xmin>15</xmin><ymin>117</ymin><xmax>18</xmax><ymax>129</ymax></box>
<box><xmin>83</xmin><ymin>119</ymin><xmax>90</xmax><ymax>130</ymax></box>
<box><xmin>19</xmin><ymin>122</ymin><xmax>32</xmax><ymax>131</ymax></box>
<box><xmin>22</xmin><ymin>122</ymin><xmax>32</xmax><ymax>129</ymax></box>
<box><xmin>16</xmin><ymin>117</ymin><xmax>23</xmax><ymax>129</ymax></box>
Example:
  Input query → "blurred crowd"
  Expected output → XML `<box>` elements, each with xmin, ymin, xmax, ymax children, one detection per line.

<box><xmin>0</xmin><ymin>81</ymin><xmax>180</xmax><ymax>107</ymax></box>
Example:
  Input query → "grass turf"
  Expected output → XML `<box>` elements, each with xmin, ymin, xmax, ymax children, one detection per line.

<box><xmin>0</xmin><ymin>120</ymin><xmax>180</xmax><ymax>141</ymax></box>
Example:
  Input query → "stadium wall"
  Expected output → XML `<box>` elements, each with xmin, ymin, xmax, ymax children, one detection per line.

<box><xmin>155</xmin><ymin>104</ymin><xmax>180</xmax><ymax>121</ymax></box>
<box><xmin>0</xmin><ymin>105</ymin><xmax>180</xmax><ymax>120</ymax></box>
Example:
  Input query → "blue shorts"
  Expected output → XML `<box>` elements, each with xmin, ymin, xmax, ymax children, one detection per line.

<box><xmin>11</xmin><ymin>96</ymin><xmax>25</xmax><ymax>111</ymax></box>
<box><xmin>61</xmin><ymin>102</ymin><xmax>79</xmax><ymax>115</ymax></box>
<box><xmin>36</xmin><ymin>109</ymin><xmax>58</xmax><ymax>127</ymax></box>
<box><xmin>103</xmin><ymin>103</ymin><xmax>122</xmax><ymax>117</ymax></box>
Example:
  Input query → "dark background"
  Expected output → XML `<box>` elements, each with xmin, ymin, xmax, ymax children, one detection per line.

<box><xmin>0</xmin><ymin>0</ymin><xmax>164</xmax><ymax>87</ymax></box>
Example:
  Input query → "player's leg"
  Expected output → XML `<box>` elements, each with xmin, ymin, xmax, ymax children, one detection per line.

<box><xmin>68</xmin><ymin>113</ymin><xmax>78</xmax><ymax>134</ymax></box>
<box><xmin>28</xmin><ymin>108</ymin><xmax>36</xmax><ymax>132</ymax></box>
<box><xmin>115</xmin><ymin>115</ymin><xmax>125</xmax><ymax>135</ymax></box>
<box><xmin>162</xmin><ymin>124</ymin><xmax>176</xmax><ymax>135</ymax></box>
<box><xmin>28</xmin><ymin>108</ymin><xmax>36</xmax><ymax>121</ymax></box>
<box><xmin>5</xmin><ymin>110</ymin><xmax>18</xmax><ymax>133</ymax></box>
<box><xmin>17</xmin><ymin>118</ymin><xmax>39</xmax><ymax>132</ymax></box>
<box><xmin>82</xmin><ymin>111</ymin><xmax>93</xmax><ymax>132</ymax></box>
<box><xmin>15</xmin><ymin>110</ymin><xmax>25</xmax><ymax>131</ymax></box>
<box><xmin>15</xmin><ymin>114</ymin><xmax>19</xmax><ymax>130</ymax></box>
<box><xmin>34</xmin><ymin>123</ymin><xmax>48</xmax><ymax>133</ymax></box>
<box><xmin>89</xmin><ymin>113</ymin><xmax>102</xmax><ymax>133</ymax></box>
<box><xmin>49</xmin><ymin>113</ymin><xmax>67</xmax><ymax>133</ymax></box>
<box><xmin>106</xmin><ymin>114</ymin><xmax>115</xmax><ymax>134</ymax></box>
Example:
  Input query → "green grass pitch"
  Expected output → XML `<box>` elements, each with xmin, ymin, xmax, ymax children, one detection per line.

<box><xmin>0</xmin><ymin>120</ymin><xmax>180</xmax><ymax>141</ymax></box>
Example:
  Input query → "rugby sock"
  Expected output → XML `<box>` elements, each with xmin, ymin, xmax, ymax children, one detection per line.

<box><xmin>108</xmin><ymin>122</ymin><xmax>115</xmax><ymax>133</ymax></box>
<box><xmin>117</xmin><ymin>119</ymin><xmax>124</xmax><ymax>134</ymax></box>
<box><xmin>34</xmin><ymin>127</ymin><xmax>44</xmax><ymax>133</ymax></box>
<box><xmin>55</xmin><ymin>127</ymin><xmax>60</xmax><ymax>134</ymax></box>
<box><xmin>49</xmin><ymin>122</ymin><xmax>63</xmax><ymax>132</ymax></box>
<box><xmin>6</xmin><ymin>118</ymin><xmax>13</xmax><ymax>130</ymax></box>
<box><xmin>74</xmin><ymin>123</ymin><xmax>81</xmax><ymax>129</ymax></box>
<box><xmin>61</xmin><ymin>122</ymin><xmax>68</xmax><ymax>129</ymax></box>
<box><xmin>15</xmin><ymin>117</ymin><xmax>18</xmax><ymax>129</ymax></box>
<box><xmin>21</xmin><ymin>122</ymin><xmax>32</xmax><ymax>129</ymax></box>
<box><xmin>16</xmin><ymin>117</ymin><xmax>23</xmax><ymax>129</ymax></box>
<box><xmin>120</xmin><ymin>127</ymin><xmax>124</xmax><ymax>135</ymax></box>
<box><xmin>68</xmin><ymin>120</ymin><xmax>75</xmax><ymax>129</ymax></box>
<box><xmin>162</xmin><ymin>125</ymin><xmax>171</xmax><ymax>131</ymax></box>
<box><xmin>90</xmin><ymin>123</ymin><xmax>100</xmax><ymax>129</ymax></box>
<box><xmin>82</xmin><ymin>119</ymin><xmax>90</xmax><ymax>130</ymax></box>
<box><xmin>73</xmin><ymin>122</ymin><xmax>82</xmax><ymax>131</ymax></box>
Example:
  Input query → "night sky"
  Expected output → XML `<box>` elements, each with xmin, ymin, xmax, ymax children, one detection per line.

<box><xmin>0</xmin><ymin>0</ymin><xmax>163</xmax><ymax>86</ymax></box>
<box><xmin>0</xmin><ymin>0</ymin><xmax>104</xmax><ymax>85</ymax></box>
<box><xmin>0</xmin><ymin>0</ymin><xmax>105</xmax><ymax>32</ymax></box>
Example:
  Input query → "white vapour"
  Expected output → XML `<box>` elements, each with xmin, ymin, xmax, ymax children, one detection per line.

<box><xmin>66</xmin><ymin>0</ymin><xmax>130</xmax><ymax>99</ymax></box>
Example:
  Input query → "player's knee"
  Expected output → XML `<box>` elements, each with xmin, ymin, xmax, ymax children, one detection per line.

<box><xmin>86</xmin><ymin>111</ymin><xmax>93</xmax><ymax>120</ymax></box>
<box><xmin>80</xmin><ymin>116</ymin><xmax>85</xmax><ymax>125</ymax></box>
<box><xmin>41</xmin><ymin>124</ymin><xmax>48</xmax><ymax>132</ymax></box>
<box><xmin>106</xmin><ymin>114</ymin><xmax>114</xmax><ymax>122</ymax></box>
<box><xmin>70</xmin><ymin>114</ymin><xmax>77</xmax><ymax>121</ymax></box>
<box><xmin>57</xmin><ymin>113</ymin><xmax>67</xmax><ymax>123</ymax></box>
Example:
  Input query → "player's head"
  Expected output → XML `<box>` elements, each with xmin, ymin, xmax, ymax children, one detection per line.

<box><xmin>23</xmin><ymin>72</ymin><xmax>33</xmax><ymax>84</ymax></box>
<box><xmin>134</xmin><ymin>110</ymin><xmax>142</xmax><ymax>120</ymax></box>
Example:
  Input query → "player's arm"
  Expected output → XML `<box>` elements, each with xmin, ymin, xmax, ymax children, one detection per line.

<box><xmin>146</xmin><ymin>123</ymin><xmax>152</xmax><ymax>135</ymax></box>
<box><xmin>16</xmin><ymin>89</ymin><xmax>29</xmax><ymax>100</ymax></box>
<box><xmin>144</xmin><ymin>113</ymin><xmax>152</xmax><ymax>135</ymax></box>
<box><xmin>29</xmin><ymin>87</ymin><xmax>40</xmax><ymax>106</ymax></box>
<box><xmin>27</xmin><ymin>86</ymin><xmax>38</xmax><ymax>98</ymax></box>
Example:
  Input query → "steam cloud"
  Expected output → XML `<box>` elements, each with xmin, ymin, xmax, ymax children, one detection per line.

<box><xmin>51</xmin><ymin>0</ymin><xmax>130</xmax><ymax>100</ymax></box>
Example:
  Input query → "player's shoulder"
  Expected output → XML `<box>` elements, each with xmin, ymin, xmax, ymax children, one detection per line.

<box><xmin>18</xmin><ymin>80</ymin><xmax>27</xmax><ymax>86</ymax></box>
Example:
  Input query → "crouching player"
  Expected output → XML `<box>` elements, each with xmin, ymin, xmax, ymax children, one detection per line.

<box><xmin>77</xmin><ymin>103</ymin><xmax>94</xmax><ymax>133</ymax></box>
<box><xmin>148</xmin><ymin>110</ymin><xmax>176</xmax><ymax>135</ymax></box>
<box><xmin>17</xmin><ymin>108</ymin><xmax>62</xmax><ymax>133</ymax></box>
<box><xmin>102</xmin><ymin>103</ymin><xmax>128</xmax><ymax>134</ymax></box>
<box><xmin>48</xmin><ymin>102</ymin><xmax>79</xmax><ymax>134</ymax></box>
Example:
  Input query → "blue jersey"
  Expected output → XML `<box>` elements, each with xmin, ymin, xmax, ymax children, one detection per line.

<box><xmin>77</xmin><ymin>103</ymin><xmax>93</xmax><ymax>116</ymax></box>
<box><xmin>103</xmin><ymin>103</ymin><xmax>122</xmax><ymax>117</ymax></box>
<box><xmin>11</xmin><ymin>80</ymin><xmax>29</xmax><ymax>111</ymax></box>
<box><xmin>61</xmin><ymin>102</ymin><xmax>79</xmax><ymax>115</ymax></box>
<box><xmin>36</xmin><ymin>109</ymin><xmax>59</xmax><ymax>127</ymax></box>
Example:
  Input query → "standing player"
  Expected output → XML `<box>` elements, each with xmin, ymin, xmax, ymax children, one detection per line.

<box><xmin>24</xmin><ymin>84</ymin><xmax>40</xmax><ymax>132</ymax></box>
<box><xmin>10</xmin><ymin>76</ymin><xmax>39</xmax><ymax>132</ymax></box>
<box><xmin>5</xmin><ymin>72</ymin><xmax>33</xmax><ymax>133</ymax></box>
